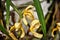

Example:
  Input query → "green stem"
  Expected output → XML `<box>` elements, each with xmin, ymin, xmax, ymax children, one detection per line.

<box><xmin>11</xmin><ymin>2</ymin><xmax>23</xmax><ymax>18</ymax></box>
<box><xmin>33</xmin><ymin>0</ymin><xmax>46</xmax><ymax>39</ymax></box>
<box><xmin>48</xmin><ymin>2</ymin><xmax>57</xmax><ymax>34</ymax></box>
<box><xmin>45</xmin><ymin>0</ymin><xmax>55</xmax><ymax>24</ymax></box>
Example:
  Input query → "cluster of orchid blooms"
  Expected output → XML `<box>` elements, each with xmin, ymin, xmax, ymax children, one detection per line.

<box><xmin>9</xmin><ymin>5</ymin><xmax>43</xmax><ymax>40</ymax></box>
<box><xmin>8</xmin><ymin>5</ymin><xmax>60</xmax><ymax>40</ymax></box>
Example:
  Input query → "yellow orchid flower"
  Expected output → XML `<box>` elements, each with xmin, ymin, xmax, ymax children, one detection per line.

<box><xmin>22</xmin><ymin>5</ymin><xmax>34</xmax><ymax>26</ymax></box>
<box><xmin>52</xmin><ymin>23</ymin><xmax>60</xmax><ymax>37</ymax></box>
<box><xmin>52</xmin><ymin>28</ymin><xmax>57</xmax><ymax>37</ymax></box>
<box><xmin>30</xmin><ymin>20</ymin><xmax>43</xmax><ymax>38</ymax></box>
<box><xmin>10</xmin><ymin>23</ymin><xmax>25</xmax><ymax>39</ymax></box>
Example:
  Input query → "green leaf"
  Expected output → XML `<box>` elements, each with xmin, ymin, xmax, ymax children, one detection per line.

<box><xmin>11</xmin><ymin>2</ymin><xmax>23</xmax><ymax>18</ymax></box>
<box><xmin>0</xmin><ymin>24</ymin><xmax>9</xmax><ymax>36</ymax></box>
<box><xmin>33</xmin><ymin>0</ymin><xmax>46</xmax><ymax>39</ymax></box>
<box><xmin>0</xmin><ymin>24</ymin><xmax>13</xmax><ymax>40</ymax></box>
<box><xmin>6</xmin><ymin>0</ymin><xmax>10</xmax><ymax>25</ymax></box>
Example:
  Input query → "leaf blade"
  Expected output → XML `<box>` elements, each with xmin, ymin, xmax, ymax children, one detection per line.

<box><xmin>0</xmin><ymin>24</ymin><xmax>9</xmax><ymax>36</ymax></box>
<box><xmin>33</xmin><ymin>0</ymin><xmax>46</xmax><ymax>39</ymax></box>
<box><xmin>6</xmin><ymin>0</ymin><xmax>10</xmax><ymax>25</ymax></box>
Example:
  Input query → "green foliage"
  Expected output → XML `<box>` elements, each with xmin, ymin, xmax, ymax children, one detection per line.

<box><xmin>11</xmin><ymin>2</ymin><xmax>23</xmax><ymax>18</ymax></box>
<box><xmin>6</xmin><ymin>0</ymin><xmax>11</xmax><ymax>25</ymax></box>
<box><xmin>0</xmin><ymin>24</ymin><xmax>9</xmax><ymax>36</ymax></box>
<box><xmin>33</xmin><ymin>0</ymin><xmax>46</xmax><ymax>39</ymax></box>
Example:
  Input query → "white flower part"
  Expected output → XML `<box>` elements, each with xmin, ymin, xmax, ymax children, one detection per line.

<box><xmin>57</xmin><ymin>23</ymin><xmax>60</xmax><ymax>31</ymax></box>
<box><xmin>14</xmin><ymin>23</ymin><xmax>25</xmax><ymax>38</ymax></box>
<box><xmin>20</xmin><ymin>27</ymin><xmax>25</xmax><ymax>38</ymax></box>
<box><xmin>52</xmin><ymin>28</ymin><xmax>57</xmax><ymax>37</ymax></box>
<box><xmin>22</xmin><ymin>5</ymin><xmax>34</xmax><ymax>26</ymax></box>
<box><xmin>30</xmin><ymin>20</ymin><xmax>43</xmax><ymax>38</ymax></box>
<box><xmin>23</xmin><ymin>10</ymin><xmax>34</xmax><ymax>21</ymax></box>
<box><xmin>30</xmin><ymin>20</ymin><xmax>40</xmax><ymax>30</ymax></box>
<box><xmin>33</xmin><ymin>32</ymin><xmax>43</xmax><ymax>38</ymax></box>
<box><xmin>22</xmin><ymin>17</ymin><xmax>28</xmax><ymax>26</ymax></box>
<box><xmin>57</xmin><ymin>23</ymin><xmax>60</xmax><ymax>26</ymax></box>
<box><xmin>14</xmin><ymin>23</ymin><xmax>21</xmax><ymax>31</ymax></box>
<box><xmin>9</xmin><ymin>32</ymin><xmax>18</xmax><ymax>40</ymax></box>
<box><xmin>25</xmin><ymin>5</ymin><xmax>34</xmax><ymax>10</ymax></box>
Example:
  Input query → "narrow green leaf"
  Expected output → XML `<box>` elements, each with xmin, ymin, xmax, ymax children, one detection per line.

<box><xmin>6</xmin><ymin>0</ymin><xmax>10</xmax><ymax>25</ymax></box>
<box><xmin>33</xmin><ymin>0</ymin><xmax>46</xmax><ymax>39</ymax></box>
<box><xmin>0</xmin><ymin>24</ymin><xmax>9</xmax><ymax>36</ymax></box>
<box><xmin>0</xmin><ymin>24</ymin><xmax>12</xmax><ymax>40</ymax></box>
<box><xmin>11</xmin><ymin>2</ymin><xmax>23</xmax><ymax>18</ymax></box>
